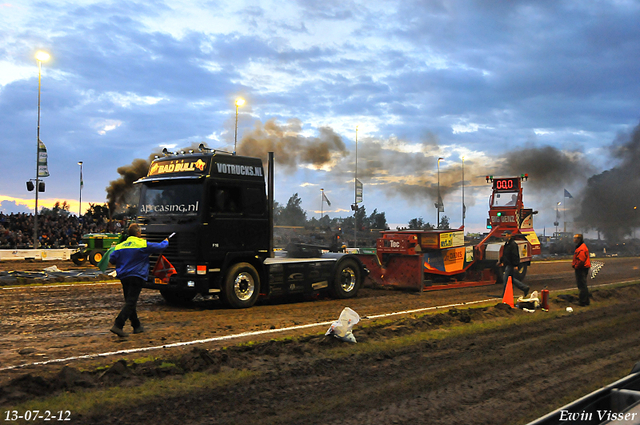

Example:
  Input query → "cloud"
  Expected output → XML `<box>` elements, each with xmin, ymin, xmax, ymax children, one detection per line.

<box><xmin>0</xmin><ymin>199</ymin><xmax>31</xmax><ymax>214</ymax></box>
<box><xmin>1</xmin><ymin>0</ymin><xmax>640</xmax><ymax>234</ymax></box>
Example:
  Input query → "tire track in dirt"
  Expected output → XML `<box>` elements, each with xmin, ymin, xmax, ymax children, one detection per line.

<box><xmin>79</xmin><ymin>285</ymin><xmax>640</xmax><ymax>425</ymax></box>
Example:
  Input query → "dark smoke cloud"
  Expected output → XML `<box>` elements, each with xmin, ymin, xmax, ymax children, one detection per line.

<box><xmin>353</xmin><ymin>135</ymin><xmax>486</xmax><ymax>211</ymax></box>
<box><xmin>106</xmin><ymin>158</ymin><xmax>150</xmax><ymax>214</ymax></box>
<box><xmin>500</xmin><ymin>146</ymin><xmax>594</xmax><ymax>193</ymax></box>
<box><xmin>105</xmin><ymin>142</ymin><xmax>202</xmax><ymax>214</ymax></box>
<box><xmin>237</xmin><ymin>118</ymin><xmax>349</xmax><ymax>170</ymax></box>
<box><xmin>577</xmin><ymin>123</ymin><xmax>640</xmax><ymax>241</ymax></box>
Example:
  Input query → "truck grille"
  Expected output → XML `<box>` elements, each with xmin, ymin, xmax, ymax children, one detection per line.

<box><xmin>144</xmin><ymin>231</ymin><xmax>197</xmax><ymax>278</ymax></box>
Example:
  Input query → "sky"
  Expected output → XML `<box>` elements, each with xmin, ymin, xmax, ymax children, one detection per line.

<box><xmin>1</xmin><ymin>0</ymin><xmax>639</xmax><ymax>235</ymax></box>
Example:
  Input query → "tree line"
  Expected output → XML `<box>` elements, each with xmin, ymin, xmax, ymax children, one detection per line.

<box><xmin>275</xmin><ymin>193</ymin><xmax>451</xmax><ymax>231</ymax></box>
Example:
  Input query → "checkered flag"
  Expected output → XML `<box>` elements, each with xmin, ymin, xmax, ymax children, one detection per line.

<box><xmin>590</xmin><ymin>261</ymin><xmax>604</xmax><ymax>279</ymax></box>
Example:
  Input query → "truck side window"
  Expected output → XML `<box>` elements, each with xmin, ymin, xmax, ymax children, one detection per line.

<box><xmin>210</xmin><ymin>186</ymin><xmax>242</xmax><ymax>215</ymax></box>
<box><xmin>244</xmin><ymin>187</ymin><xmax>266</xmax><ymax>216</ymax></box>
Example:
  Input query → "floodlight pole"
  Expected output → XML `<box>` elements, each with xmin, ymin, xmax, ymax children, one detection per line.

<box><xmin>462</xmin><ymin>157</ymin><xmax>465</xmax><ymax>230</ymax></box>
<box><xmin>233</xmin><ymin>98</ymin><xmax>244</xmax><ymax>155</ymax></box>
<box><xmin>354</xmin><ymin>126</ymin><xmax>358</xmax><ymax>248</ymax></box>
<box><xmin>33</xmin><ymin>58</ymin><xmax>43</xmax><ymax>249</ymax></box>
<box><xmin>78</xmin><ymin>161</ymin><xmax>83</xmax><ymax>216</ymax></box>
<box><xmin>437</xmin><ymin>157</ymin><xmax>444</xmax><ymax>228</ymax></box>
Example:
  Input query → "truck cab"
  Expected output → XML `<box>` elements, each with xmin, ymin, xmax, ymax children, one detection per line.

<box><xmin>135</xmin><ymin>148</ymin><xmax>366</xmax><ymax>308</ymax></box>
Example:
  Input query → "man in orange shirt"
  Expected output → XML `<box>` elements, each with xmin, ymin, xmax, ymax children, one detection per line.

<box><xmin>572</xmin><ymin>234</ymin><xmax>591</xmax><ymax>306</ymax></box>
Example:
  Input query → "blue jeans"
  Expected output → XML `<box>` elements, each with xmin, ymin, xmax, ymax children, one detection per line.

<box><xmin>503</xmin><ymin>265</ymin><xmax>529</xmax><ymax>295</ymax></box>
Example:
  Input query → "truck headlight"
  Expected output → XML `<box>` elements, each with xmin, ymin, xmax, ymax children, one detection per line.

<box><xmin>186</xmin><ymin>265</ymin><xmax>196</xmax><ymax>274</ymax></box>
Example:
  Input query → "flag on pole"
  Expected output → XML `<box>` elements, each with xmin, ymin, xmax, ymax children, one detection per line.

<box><xmin>97</xmin><ymin>246</ymin><xmax>115</xmax><ymax>272</ymax></box>
<box><xmin>322</xmin><ymin>191</ymin><xmax>331</xmax><ymax>206</ymax></box>
<box><xmin>435</xmin><ymin>195</ymin><xmax>444</xmax><ymax>212</ymax></box>
<box><xmin>355</xmin><ymin>179</ymin><xmax>363</xmax><ymax>203</ymax></box>
<box><xmin>37</xmin><ymin>139</ymin><xmax>49</xmax><ymax>177</ymax></box>
<box><xmin>564</xmin><ymin>189</ymin><xmax>573</xmax><ymax>198</ymax></box>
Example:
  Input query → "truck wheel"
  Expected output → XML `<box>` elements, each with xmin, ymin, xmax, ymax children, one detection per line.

<box><xmin>88</xmin><ymin>249</ymin><xmax>104</xmax><ymax>266</ymax></box>
<box><xmin>160</xmin><ymin>290</ymin><xmax>196</xmax><ymax>305</ymax></box>
<box><xmin>330</xmin><ymin>259</ymin><xmax>362</xmax><ymax>299</ymax></box>
<box><xmin>222</xmin><ymin>263</ymin><xmax>260</xmax><ymax>308</ymax></box>
<box><xmin>71</xmin><ymin>252</ymin><xmax>87</xmax><ymax>266</ymax></box>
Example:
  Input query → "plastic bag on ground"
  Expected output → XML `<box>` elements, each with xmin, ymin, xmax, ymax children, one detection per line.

<box><xmin>43</xmin><ymin>265</ymin><xmax>61</xmax><ymax>272</ymax></box>
<box><xmin>517</xmin><ymin>290</ymin><xmax>540</xmax><ymax>309</ymax></box>
<box><xmin>326</xmin><ymin>307</ymin><xmax>360</xmax><ymax>343</ymax></box>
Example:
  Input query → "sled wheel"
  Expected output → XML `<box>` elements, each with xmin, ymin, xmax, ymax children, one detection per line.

<box><xmin>516</xmin><ymin>264</ymin><xmax>528</xmax><ymax>281</ymax></box>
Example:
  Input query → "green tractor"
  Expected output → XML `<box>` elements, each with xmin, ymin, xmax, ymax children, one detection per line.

<box><xmin>71</xmin><ymin>233</ymin><xmax>123</xmax><ymax>266</ymax></box>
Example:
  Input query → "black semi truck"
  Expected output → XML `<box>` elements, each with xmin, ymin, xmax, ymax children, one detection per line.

<box><xmin>134</xmin><ymin>146</ymin><xmax>367</xmax><ymax>308</ymax></box>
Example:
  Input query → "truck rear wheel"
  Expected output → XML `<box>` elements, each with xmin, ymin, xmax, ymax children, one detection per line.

<box><xmin>222</xmin><ymin>263</ymin><xmax>260</xmax><ymax>308</ymax></box>
<box><xmin>88</xmin><ymin>249</ymin><xmax>104</xmax><ymax>266</ymax></box>
<box><xmin>330</xmin><ymin>259</ymin><xmax>362</xmax><ymax>299</ymax></box>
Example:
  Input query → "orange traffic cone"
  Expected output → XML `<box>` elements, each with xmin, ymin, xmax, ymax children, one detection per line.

<box><xmin>502</xmin><ymin>276</ymin><xmax>515</xmax><ymax>308</ymax></box>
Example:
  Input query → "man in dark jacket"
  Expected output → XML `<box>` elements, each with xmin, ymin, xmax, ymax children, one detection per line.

<box><xmin>572</xmin><ymin>234</ymin><xmax>591</xmax><ymax>306</ymax></box>
<box><xmin>108</xmin><ymin>223</ymin><xmax>168</xmax><ymax>337</ymax></box>
<box><xmin>498</xmin><ymin>231</ymin><xmax>529</xmax><ymax>297</ymax></box>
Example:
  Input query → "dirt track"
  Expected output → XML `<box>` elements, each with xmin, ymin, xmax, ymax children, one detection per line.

<box><xmin>1</xmin><ymin>257</ymin><xmax>639</xmax><ymax>424</ymax></box>
<box><xmin>82</xmin><ymin>286</ymin><xmax>640</xmax><ymax>425</ymax></box>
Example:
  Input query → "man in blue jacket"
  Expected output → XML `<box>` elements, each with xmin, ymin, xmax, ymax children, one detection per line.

<box><xmin>108</xmin><ymin>223</ymin><xmax>168</xmax><ymax>337</ymax></box>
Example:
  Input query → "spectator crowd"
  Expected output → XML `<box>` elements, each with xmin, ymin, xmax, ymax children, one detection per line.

<box><xmin>0</xmin><ymin>213</ymin><xmax>113</xmax><ymax>249</ymax></box>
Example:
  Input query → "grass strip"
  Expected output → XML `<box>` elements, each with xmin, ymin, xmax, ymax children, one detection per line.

<box><xmin>7</xmin><ymin>369</ymin><xmax>258</xmax><ymax>423</ymax></box>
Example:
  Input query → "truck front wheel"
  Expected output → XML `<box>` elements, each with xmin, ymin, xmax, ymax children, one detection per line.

<box><xmin>330</xmin><ymin>259</ymin><xmax>362</xmax><ymax>299</ymax></box>
<box><xmin>222</xmin><ymin>263</ymin><xmax>260</xmax><ymax>308</ymax></box>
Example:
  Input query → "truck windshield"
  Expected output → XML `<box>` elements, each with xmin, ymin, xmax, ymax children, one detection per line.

<box><xmin>139</xmin><ymin>181</ymin><xmax>202</xmax><ymax>216</ymax></box>
<box><xmin>492</xmin><ymin>192</ymin><xmax>519</xmax><ymax>207</ymax></box>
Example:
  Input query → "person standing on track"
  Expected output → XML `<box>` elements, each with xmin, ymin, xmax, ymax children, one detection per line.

<box><xmin>108</xmin><ymin>223</ymin><xmax>168</xmax><ymax>337</ymax></box>
<box><xmin>498</xmin><ymin>230</ymin><xmax>529</xmax><ymax>297</ymax></box>
<box><xmin>572</xmin><ymin>233</ymin><xmax>591</xmax><ymax>306</ymax></box>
